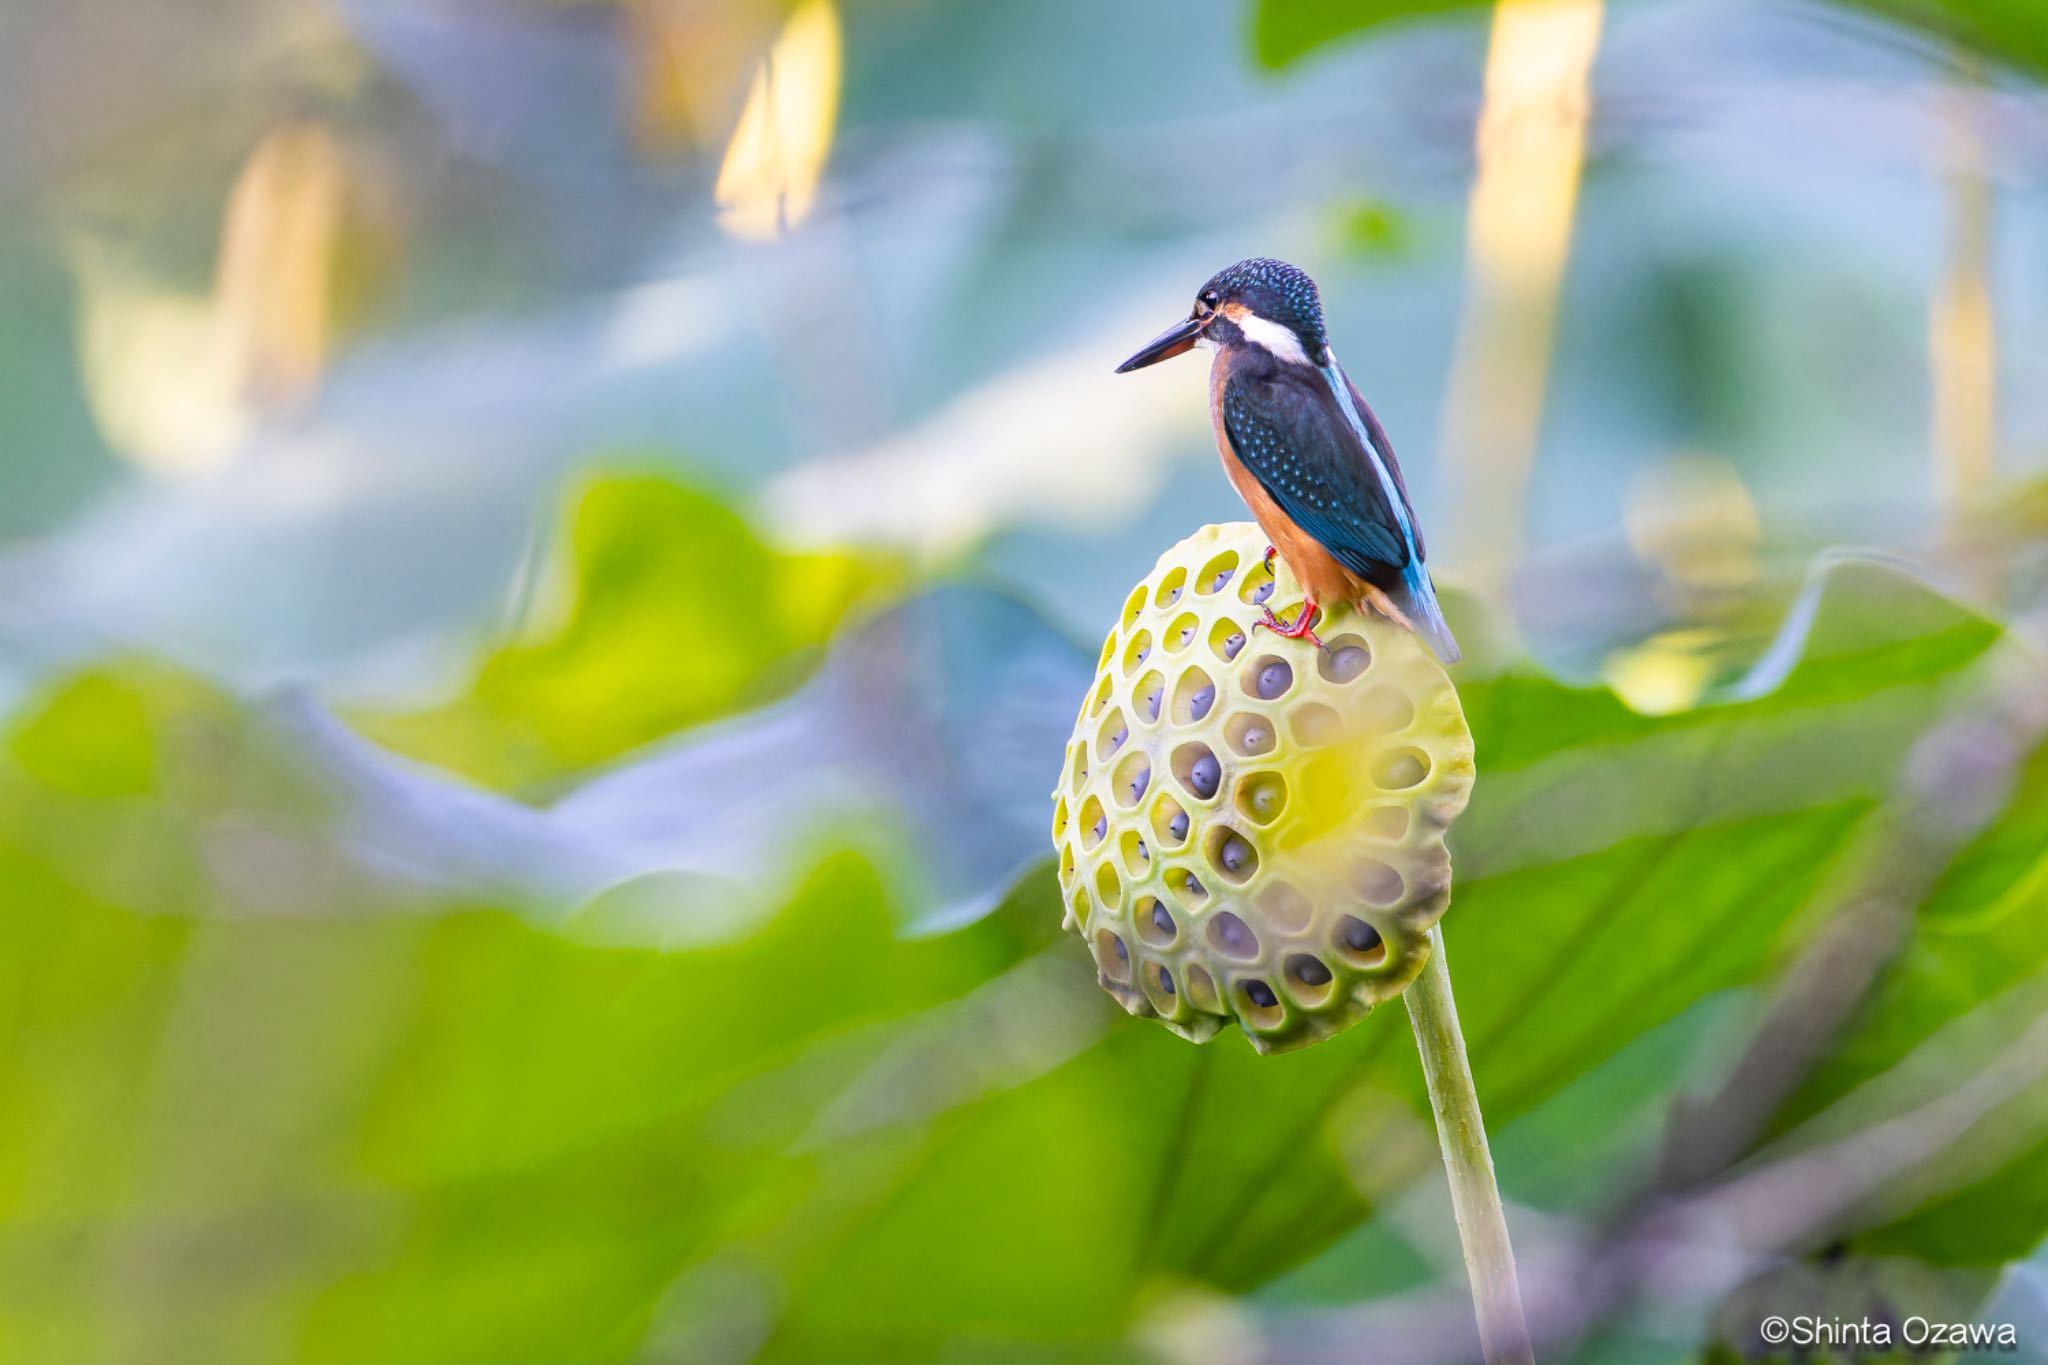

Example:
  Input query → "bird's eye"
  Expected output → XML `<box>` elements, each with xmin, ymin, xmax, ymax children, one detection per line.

<box><xmin>1194</xmin><ymin>292</ymin><xmax>1218</xmax><ymax>317</ymax></box>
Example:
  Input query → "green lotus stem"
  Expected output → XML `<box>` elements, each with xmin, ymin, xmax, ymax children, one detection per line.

<box><xmin>1404</xmin><ymin>925</ymin><xmax>1535</xmax><ymax>1365</ymax></box>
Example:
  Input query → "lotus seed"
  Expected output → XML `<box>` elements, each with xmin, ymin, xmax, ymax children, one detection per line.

<box><xmin>1209</xmin><ymin>911</ymin><xmax>1257</xmax><ymax>959</ymax></box>
<box><xmin>1189</xmin><ymin>682</ymin><xmax>1214</xmax><ymax>720</ymax></box>
<box><xmin>1244</xmin><ymin>980</ymin><xmax>1278</xmax><ymax>1009</ymax></box>
<box><xmin>1208</xmin><ymin>568</ymin><xmax>1233</xmax><ymax>592</ymax></box>
<box><xmin>1341</xmin><ymin>916</ymin><xmax>1383</xmax><ymax>955</ymax></box>
<box><xmin>1243</xmin><ymin>774</ymin><xmax>1284</xmax><ymax>821</ymax></box>
<box><xmin>1255</xmin><ymin>660</ymin><xmax>1293</xmax><ymax>700</ymax></box>
<box><xmin>1189</xmin><ymin>753</ymin><xmax>1220</xmax><ymax>799</ymax></box>
<box><xmin>1218</xmin><ymin>833</ymin><xmax>1254</xmax><ymax>875</ymax></box>
<box><xmin>1289</xmin><ymin>955</ymin><xmax>1332</xmax><ymax>986</ymax></box>
<box><xmin>1219</xmin><ymin>629</ymin><xmax>1245</xmax><ymax>660</ymax></box>
<box><xmin>1326</xmin><ymin>644</ymin><xmax>1369</xmax><ymax>683</ymax></box>
<box><xmin>1157</xmin><ymin>966</ymin><xmax>1175</xmax><ymax>995</ymax></box>
<box><xmin>1168</xmin><ymin>810</ymin><xmax>1189</xmax><ymax>841</ymax></box>
<box><xmin>1150</xmin><ymin>901</ymin><xmax>1175</xmax><ymax>940</ymax></box>
<box><xmin>1250</xmin><ymin>579</ymin><xmax>1274</xmax><ymax>605</ymax></box>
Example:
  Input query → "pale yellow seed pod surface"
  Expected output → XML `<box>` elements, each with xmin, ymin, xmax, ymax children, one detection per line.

<box><xmin>1050</xmin><ymin>522</ymin><xmax>1475</xmax><ymax>1054</ymax></box>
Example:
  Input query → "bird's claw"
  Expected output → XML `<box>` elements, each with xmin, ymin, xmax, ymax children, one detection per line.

<box><xmin>1262</xmin><ymin>545</ymin><xmax>1277</xmax><ymax>573</ymax></box>
<box><xmin>1254</xmin><ymin>600</ymin><xmax>1325</xmax><ymax>649</ymax></box>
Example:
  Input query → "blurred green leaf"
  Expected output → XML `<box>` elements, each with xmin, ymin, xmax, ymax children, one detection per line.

<box><xmin>355</xmin><ymin>474</ymin><xmax>903</xmax><ymax>792</ymax></box>
<box><xmin>1251</xmin><ymin>0</ymin><xmax>2048</xmax><ymax>77</ymax></box>
<box><xmin>1850</xmin><ymin>0</ymin><xmax>2048</xmax><ymax>76</ymax></box>
<box><xmin>1251</xmin><ymin>0</ymin><xmax>1487</xmax><ymax>70</ymax></box>
<box><xmin>1756</xmin><ymin>729</ymin><xmax>2048</xmax><ymax>1267</ymax></box>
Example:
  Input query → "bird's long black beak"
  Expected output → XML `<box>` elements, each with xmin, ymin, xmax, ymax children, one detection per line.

<box><xmin>1115</xmin><ymin>315</ymin><xmax>1207</xmax><ymax>373</ymax></box>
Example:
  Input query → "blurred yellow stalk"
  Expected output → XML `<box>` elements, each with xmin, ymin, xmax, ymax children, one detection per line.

<box><xmin>1438</xmin><ymin>0</ymin><xmax>1604</xmax><ymax>601</ymax></box>
<box><xmin>1930</xmin><ymin>71</ymin><xmax>1996</xmax><ymax>517</ymax></box>
<box><xmin>72</xmin><ymin>122</ymin><xmax>351</xmax><ymax>477</ymax></box>
<box><xmin>713</xmin><ymin>0</ymin><xmax>842</xmax><ymax>241</ymax></box>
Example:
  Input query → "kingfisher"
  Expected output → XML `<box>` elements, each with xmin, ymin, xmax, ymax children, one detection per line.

<box><xmin>1115</xmin><ymin>257</ymin><xmax>1460</xmax><ymax>664</ymax></box>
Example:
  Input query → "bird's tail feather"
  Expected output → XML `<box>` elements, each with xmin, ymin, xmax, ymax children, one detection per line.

<box><xmin>1396</xmin><ymin>562</ymin><xmax>1462</xmax><ymax>666</ymax></box>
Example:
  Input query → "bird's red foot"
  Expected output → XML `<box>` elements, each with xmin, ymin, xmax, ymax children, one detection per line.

<box><xmin>1262</xmin><ymin>545</ymin><xmax>1277</xmax><ymax>573</ymax></box>
<box><xmin>1255</xmin><ymin>597</ymin><xmax>1324</xmax><ymax>648</ymax></box>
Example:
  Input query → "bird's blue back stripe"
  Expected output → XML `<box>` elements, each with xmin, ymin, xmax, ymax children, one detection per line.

<box><xmin>1318</xmin><ymin>358</ymin><xmax>1420</xmax><ymax>566</ymax></box>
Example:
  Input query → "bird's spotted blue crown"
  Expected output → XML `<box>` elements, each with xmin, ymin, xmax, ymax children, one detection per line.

<box><xmin>1202</xmin><ymin>257</ymin><xmax>1327</xmax><ymax>357</ymax></box>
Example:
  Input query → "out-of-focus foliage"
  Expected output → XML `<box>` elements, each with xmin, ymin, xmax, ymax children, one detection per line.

<box><xmin>1253</xmin><ymin>0</ymin><xmax>2048</xmax><ymax>74</ymax></box>
<box><xmin>3</xmin><ymin>478</ymin><xmax>2042</xmax><ymax>1362</ymax></box>
<box><xmin>1766</xmin><ymin>734</ymin><xmax>2048</xmax><ymax>1265</ymax></box>
<box><xmin>355</xmin><ymin>475</ymin><xmax>901</xmax><ymax>791</ymax></box>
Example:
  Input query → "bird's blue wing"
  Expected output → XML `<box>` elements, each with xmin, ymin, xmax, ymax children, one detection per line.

<box><xmin>1220</xmin><ymin>366</ymin><xmax>1411</xmax><ymax>577</ymax></box>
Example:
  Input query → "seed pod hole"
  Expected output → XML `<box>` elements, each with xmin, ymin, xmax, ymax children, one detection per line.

<box><xmin>1151</xmin><ymin>964</ymin><xmax>1177</xmax><ymax>1000</ymax></box>
<box><xmin>1208</xmin><ymin>618</ymin><xmax>1248</xmax><ymax>663</ymax></box>
<box><xmin>1358</xmin><ymin>684</ymin><xmax>1416</xmax><ymax>734</ymax></box>
<box><xmin>1151</xmin><ymin>795</ymin><xmax>1191</xmax><ymax>849</ymax></box>
<box><xmin>1095</xmin><ymin>860</ymin><xmax>1121</xmax><ymax>906</ymax></box>
<box><xmin>1197</xmin><ymin>550</ymin><xmax>1239</xmax><ymax>596</ymax></box>
<box><xmin>1137</xmin><ymin>896</ymin><xmax>1178</xmax><ymax>947</ymax></box>
<box><xmin>1143</xmin><ymin>961</ymin><xmax>1179</xmax><ymax>1013</ymax></box>
<box><xmin>1095</xmin><ymin>930</ymin><xmax>1131</xmax><ymax>983</ymax></box>
<box><xmin>1284</xmin><ymin>953</ymin><xmax>1335</xmax><ymax>1005</ymax></box>
<box><xmin>1207</xmin><ymin>910</ymin><xmax>1260</xmax><ymax>961</ymax></box>
<box><xmin>1078</xmin><ymin>796</ymin><xmax>1107</xmax><ymax>850</ymax></box>
<box><xmin>1119</xmin><ymin>829</ymin><xmax>1151</xmax><ymax>876</ymax></box>
<box><xmin>1166</xmin><ymin>612</ymin><xmax>1201</xmax><ymax>654</ymax></box>
<box><xmin>1373</xmin><ymin>747</ymin><xmax>1431</xmax><ymax>790</ymax></box>
<box><xmin>1236</xmin><ymin>771</ymin><xmax>1288</xmax><ymax>825</ymax></box>
<box><xmin>1136</xmin><ymin>671</ymin><xmax>1165</xmax><ymax>724</ymax></box>
<box><xmin>1206</xmin><ymin>826</ymin><xmax>1260</xmax><ymax>884</ymax></box>
<box><xmin>1258</xmin><ymin>880</ymin><xmax>1312</xmax><ymax>934</ymax></box>
<box><xmin>1112</xmin><ymin>751</ymin><xmax>1152</xmax><ymax>809</ymax></box>
<box><xmin>1096</xmin><ymin>631</ymin><xmax>1118</xmax><ymax>674</ymax></box>
<box><xmin>1186</xmin><ymin>964</ymin><xmax>1223</xmax><ymax>1013</ymax></box>
<box><xmin>1172</xmin><ymin>667</ymin><xmax>1218</xmax><ymax>724</ymax></box>
<box><xmin>1123</xmin><ymin>630</ymin><xmax>1154</xmax><ymax>676</ymax></box>
<box><xmin>1050</xmin><ymin>796</ymin><xmax>1069</xmax><ymax>841</ymax></box>
<box><xmin>1121</xmin><ymin>586</ymin><xmax>1147</xmax><ymax>630</ymax></box>
<box><xmin>1290</xmin><ymin>702</ymin><xmax>1344</xmax><ymax>747</ymax></box>
<box><xmin>1176</xmin><ymin>868</ymin><xmax>1209</xmax><ymax>905</ymax></box>
<box><xmin>1317</xmin><ymin>636</ymin><xmax>1373</xmax><ymax>684</ymax></box>
<box><xmin>1239</xmin><ymin>560</ymin><xmax>1277</xmax><ymax>607</ymax></box>
<box><xmin>1058</xmin><ymin>841</ymin><xmax>1075</xmax><ymax>882</ymax></box>
<box><xmin>1067</xmin><ymin>743</ymin><xmax>1089</xmax><ymax>795</ymax></box>
<box><xmin>1088</xmin><ymin>674</ymin><xmax>1112</xmax><ymax>718</ymax></box>
<box><xmin>1336</xmin><ymin>915</ymin><xmax>1386</xmax><ymax>967</ymax></box>
<box><xmin>1172</xmin><ymin>742</ymin><xmax>1222</xmax><ymax>801</ymax></box>
<box><xmin>1095</xmin><ymin>708</ymin><xmax>1129</xmax><ymax>760</ymax></box>
<box><xmin>1364</xmin><ymin>805</ymin><xmax>1410</xmax><ymax>842</ymax></box>
<box><xmin>1155</xmin><ymin>567</ymin><xmax>1189</xmax><ymax>608</ymax></box>
<box><xmin>1238</xmin><ymin>978</ymin><xmax>1283</xmax><ymax>1026</ymax></box>
<box><xmin>1356</xmin><ymin>858</ymin><xmax>1405</xmax><ymax>906</ymax></box>
<box><xmin>1247</xmin><ymin>655</ymin><xmax>1295</xmax><ymax>701</ymax></box>
<box><xmin>1226</xmin><ymin>713</ymin><xmax>1276</xmax><ymax>758</ymax></box>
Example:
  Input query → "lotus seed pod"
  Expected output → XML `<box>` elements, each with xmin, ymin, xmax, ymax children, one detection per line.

<box><xmin>1050</xmin><ymin>522</ymin><xmax>1475</xmax><ymax>1054</ymax></box>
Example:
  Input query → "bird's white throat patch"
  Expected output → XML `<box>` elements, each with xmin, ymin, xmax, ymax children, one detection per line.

<box><xmin>1232</xmin><ymin>310</ymin><xmax>1313</xmax><ymax>366</ymax></box>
